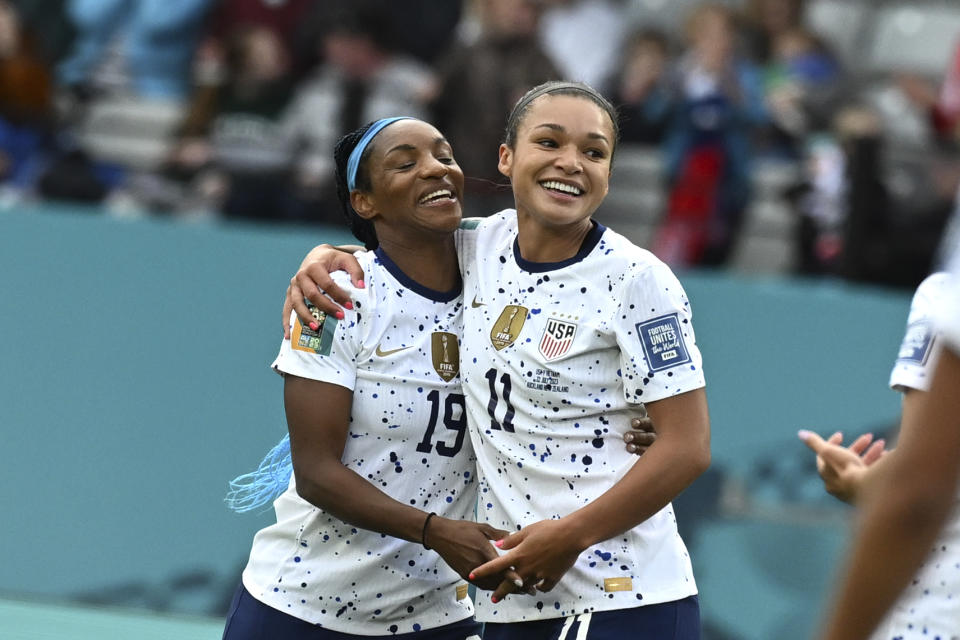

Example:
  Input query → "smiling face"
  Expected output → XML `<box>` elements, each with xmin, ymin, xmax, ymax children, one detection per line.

<box><xmin>498</xmin><ymin>94</ymin><xmax>615</xmax><ymax>231</ymax></box>
<box><xmin>351</xmin><ymin>119</ymin><xmax>465</xmax><ymax>244</ymax></box>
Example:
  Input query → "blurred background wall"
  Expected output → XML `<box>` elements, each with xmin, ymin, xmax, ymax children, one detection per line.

<box><xmin>2</xmin><ymin>0</ymin><xmax>955</xmax><ymax>637</ymax></box>
<box><xmin>1</xmin><ymin>204</ymin><xmax>910</xmax><ymax>639</ymax></box>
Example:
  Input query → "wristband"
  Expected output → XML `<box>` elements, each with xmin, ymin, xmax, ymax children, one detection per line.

<box><xmin>421</xmin><ymin>512</ymin><xmax>437</xmax><ymax>550</ymax></box>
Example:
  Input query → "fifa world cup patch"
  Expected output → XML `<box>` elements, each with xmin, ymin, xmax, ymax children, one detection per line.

<box><xmin>897</xmin><ymin>320</ymin><xmax>935</xmax><ymax>366</ymax></box>
<box><xmin>490</xmin><ymin>305</ymin><xmax>528</xmax><ymax>350</ymax></box>
<box><xmin>636</xmin><ymin>313</ymin><xmax>691</xmax><ymax>372</ymax></box>
<box><xmin>291</xmin><ymin>305</ymin><xmax>338</xmax><ymax>356</ymax></box>
<box><xmin>432</xmin><ymin>331</ymin><xmax>460</xmax><ymax>381</ymax></box>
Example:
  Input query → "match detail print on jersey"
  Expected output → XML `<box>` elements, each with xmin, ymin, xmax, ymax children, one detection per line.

<box><xmin>432</xmin><ymin>331</ymin><xmax>460</xmax><ymax>381</ymax></box>
<box><xmin>636</xmin><ymin>313</ymin><xmax>691</xmax><ymax>372</ymax></box>
<box><xmin>897</xmin><ymin>320</ymin><xmax>935</xmax><ymax>366</ymax></box>
<box><xmin>538</xmin><ymin>317</ymin><xmax>578</xmax><ymax>361</ymax></box>
<box><xmin>490</xmin><ymin>305</ymin><xmax>528</xmax><ymax>350</ymax></box>
<box><xmin>291</xmin><ymin>306</ymin><xmax>337</xmax><ymax>356</ymax></box>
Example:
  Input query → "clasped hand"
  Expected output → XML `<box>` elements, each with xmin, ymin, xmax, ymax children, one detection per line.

<box><xmin>428</xmin><ymin>517</ymin><xmax>531</xmax><ymax>594</ymax></box>
<box><xmin>468</xmin><ymin>519</ymin><xmax>584</xmax><ymax>602</ymax></box>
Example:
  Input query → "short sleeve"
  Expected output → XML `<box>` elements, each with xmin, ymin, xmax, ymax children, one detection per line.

<box><xmin>271</xmin><ymin>274</ymin><xmax>361</xmax><ymax>390</ymax></box>
<box><xmin>936</xmin><ymin>241</ymin><xmax>960</xmax><ymax>354</ymax></box>
<box><xmin>889</xmin><ymin>273</ymin><xmax>950</xmax><ymax>392</ymax></box>
<box><xmin>615</xmin><ymin>261</ymin><xmax>706</xmax><ymax>404</ymax></box>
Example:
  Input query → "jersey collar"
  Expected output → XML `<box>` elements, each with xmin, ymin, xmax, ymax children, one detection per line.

<box><xmin>374</xmin><ymin>247</ymin><xmax>462</xmax><ymax>302</ymax></box>
<box><xmin>512</xmin><ymin>220</ymin><xmax>607</xmax><ymax>273</ymax></box>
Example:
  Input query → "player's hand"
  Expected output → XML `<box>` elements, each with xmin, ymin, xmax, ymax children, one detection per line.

<box><xmin>426</xmin><ymin>517</ymin><xmax>527</xmax><ymax>593</ymax></box>
<box><xmin>624</xmin><ymin>414</ymin><xmax>656</xmax><ymax>455</ymax></box>
<box><xmin>798</xmin><ymin>429</ymin><xmax>886</xmax><ymax>504</ymax></box>
<box><xmin>469</xmin><ymin>519</ymin><xmax>583</xmax><ymax>603</ymax></box>
<box><xmin>282</xmin><ymin>245</ymin><xmax>366</xmax><ymax>339</ymax></box>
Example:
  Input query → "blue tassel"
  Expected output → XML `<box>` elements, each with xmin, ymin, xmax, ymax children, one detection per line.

<box><xmin>225</xmin><ymin>434</ymin><xmax>293</xmax><ymax>513</ymax></box>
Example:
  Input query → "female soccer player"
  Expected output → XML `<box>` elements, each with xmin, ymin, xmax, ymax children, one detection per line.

<box><xmin>283</xmin><ymin>81</ymin><xmax>711</xmax><ymax>639</ymax></box>
<box><xmin>224</xmin><ymin>117</ymin><xmax>505</xmax><ymax>640</ymax></box>
<box><xmin>801</xmin><ymin>272</ymin><xmax>960</xmax><ymax>639</ymax></box>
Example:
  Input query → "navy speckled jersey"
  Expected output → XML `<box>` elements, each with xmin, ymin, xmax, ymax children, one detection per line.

<box><xmin>455</xmin><ymin>210</ymin><xmax>705</xmax><ymax>623</ymax></box>
<box><xmin>243</xmin><ymin>249</ymin><xmax>476</xmax><ymax>635</ymax></box>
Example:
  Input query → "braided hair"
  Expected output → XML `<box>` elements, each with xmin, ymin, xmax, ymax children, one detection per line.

<box><xmin>503</xmin><ymin>81</ymin><xmax>621</xmax><ymax>162</ymax></box>
<box><xmin>333</xmin><ymin>122</ymin><xmax>380</xmax><ymax>250</ymax></box>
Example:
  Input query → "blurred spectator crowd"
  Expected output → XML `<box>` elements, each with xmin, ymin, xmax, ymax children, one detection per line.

<box><xmin>5</xmin><ymin>0</ymin><xmax>960</xmax><ymax>289</ymax></box>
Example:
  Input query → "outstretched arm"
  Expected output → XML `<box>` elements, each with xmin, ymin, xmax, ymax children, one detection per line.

<box><xmin>282</xmin><ymin>244</ymin><xmax>366</xmax><ymax>338</ymax></box>
<box><xmin>800</xmin><ymin>430</ymin><xmax>887</xmax><ymax>503</ymax></box>
<box><xmin>802</xmin><ymin>393</ymin><xmax>928</xmax><ymax>505</ymax></box>
<box><xmin>814</xmin><ymin>351</ymin><xmax>960</xmax><ymax>640</ymax></box>
<box><xmin>470</xmin><ymin>388</ymin><xmax>709</xmax><ymax>599</ymax></box>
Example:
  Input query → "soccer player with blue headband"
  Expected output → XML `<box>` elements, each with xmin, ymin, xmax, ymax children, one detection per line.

<box><xmin>283</xmin><ymin>81</ymin><xmax>711</xmax><ymax>640</ymax></box>
<box><xmin>224</xmin><ymin>112</ymin><xmax>658</xmax><ymax>640</ymax></box>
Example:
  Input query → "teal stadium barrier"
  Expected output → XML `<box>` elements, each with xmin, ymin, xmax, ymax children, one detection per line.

<box><xmin>0</xmin><ymin>205</ymin><xmax>912</xmax><ymax>638</ymax></box>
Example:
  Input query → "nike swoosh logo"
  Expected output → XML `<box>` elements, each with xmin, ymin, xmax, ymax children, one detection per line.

<box><xmin>471</xmin><ymin>296</ymin><xmax>486</xmax><ymax>308</ymax></box>
<box><xmin>375</xmin><ymin>345</ymin><xmax>414</xmax><ymax>357</ymax></box>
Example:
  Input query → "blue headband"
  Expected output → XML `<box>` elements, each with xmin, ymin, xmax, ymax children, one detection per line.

<box><xmin>346</xmin><ymin>117</ymin><xmax>414</xmax><ymax>191</ymax></box>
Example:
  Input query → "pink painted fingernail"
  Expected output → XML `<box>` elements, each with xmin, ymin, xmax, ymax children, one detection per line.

<box><xmin>491</xmin><ymin>596</ymin><xmax>499</xmax><ymax>604</ymax></box>
<box><xmin>797</xmin><ymin>429</ymin><xmax>813</xmax><ymax>441</ymax></box>
<box><xmin>494</xmin><ymin>539</ymin><xmax>504</xmax><ymax>548</ymax></box>
<box><xmin>357</xmin><ymin>280</ymin><xmax>366</xmax><ymax>289</ymax></box>
<box><xmin>309</xmin><ymin>322</ymin><xmax>319</xmax><ymax>331</ymax></box>
<box><xmin>344</xmin><ymin>301</ymin><xmax>354</xmax><ymax>310</ymax></box>
<box><xmin>468</xmin><ymin>573</ymin><xmax>475</xmax><ymax>580</ymax></box>
<box><xmin>335</xmin><ymin>311</ymin><xmax>345</xmax><ymax>320</ymax></box>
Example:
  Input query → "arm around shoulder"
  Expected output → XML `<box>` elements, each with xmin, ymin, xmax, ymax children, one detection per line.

<box><xmin>282</xmin><ymin>244</ymin><xmax>368</xmax><ymax>338</ymax></box>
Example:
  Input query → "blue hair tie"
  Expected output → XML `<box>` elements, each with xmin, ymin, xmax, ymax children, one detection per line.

<box><xmin>346</xmin><ymin>117</ymin><xmax>413</xmax><ymax>191</ymax></box>
<box><xmin>224</xmin><ymin>434</ymin><xmax>293</xmax><ymax>513</ymax></box>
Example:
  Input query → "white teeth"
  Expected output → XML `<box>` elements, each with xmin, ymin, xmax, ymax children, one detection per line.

<box><xmin>541</xmin><ymin>180</ymin><xmax>583</xmax><ymax>195</ymax></box>
<box><xmin>419</xmin><ymin>189</ymin><xmax>453</xmax><ymax>204</ymax></box>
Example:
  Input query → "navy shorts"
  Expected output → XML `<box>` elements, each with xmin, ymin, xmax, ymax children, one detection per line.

<box><xmin>222</xmin><ymin>583</ymin><xmax>484</xmax><ymax>640</ymax></box>
<box><xmin>481</xmin><ymin>596</ymin><xmax>700</xmax><ymax>640</ymax></box>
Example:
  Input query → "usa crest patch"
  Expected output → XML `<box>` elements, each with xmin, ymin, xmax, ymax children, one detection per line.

<box><xmin>636</xmin><ymin>313</ymin><xmax>691</xmax><ymax>372</ymax></box>
<box><xmin>539</xmin><ymin>318</ymin><xmax>577</xmax><ymax>361</ymax></box>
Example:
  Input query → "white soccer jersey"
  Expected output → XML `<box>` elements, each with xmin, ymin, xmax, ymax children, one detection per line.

<box><xmin>242</xmin><ymin>248</ymin><xmax>476</xmax><ymax>635</ymax></box>
<box><xmin>875</xmin><ymin>271</ymin><xmax>960</xmax><ymax>640</ymax></box>
<box><xmin>889</xmin><ymin>273</ymin><xmax>951</xmax><ymax>393</ymax></box>
<box><xmin>456</xmin><ymin>210</ymin><xmax>705</xmax><ymax>623</ymax></box>
<box><xmin>940</xmin><ymin>242</ymin><xmax>960</xmax><ymax>354</ymax></box>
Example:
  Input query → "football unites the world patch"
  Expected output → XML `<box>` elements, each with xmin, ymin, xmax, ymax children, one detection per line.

<box><xmin>636</xmin><ymin>313</ymin><xmax>691</xmax><ymax>372</ymax></box>
<box><xmin>539</xmin><ymin>318</ymin><xmax>577</xmax><ymax>361</ymax></box>
<box><xmin>897</xmin><ymin>320</ymin><xmax>935</xmax><ymax>365</ymax></box>
<box><xmin>291</xmin><ymin>305</ymin><xmax>337</xmax><ymax>356</ymax></box>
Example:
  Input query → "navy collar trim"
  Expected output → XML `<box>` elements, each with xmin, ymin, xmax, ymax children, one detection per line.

<box><xmin>512</xmin><ymin>221</ymin><xmax>606</xmax><ymax>273</ymax></box>
<box><xmin>374</xmin><ymin>247</ymin><xmax>462</xmax><ymax>302</ymax></box>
